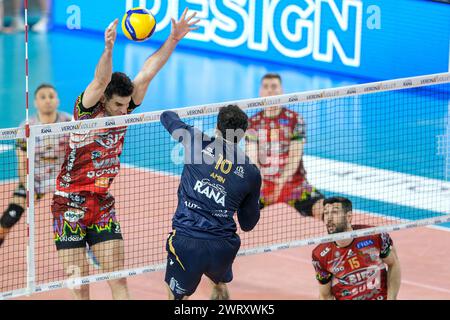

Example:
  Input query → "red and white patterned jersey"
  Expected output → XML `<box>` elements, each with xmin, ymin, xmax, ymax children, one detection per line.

<box><xmin>17</xmin><ymin>112</ymin><xmax>72</xmax><ymax>195</ymax></box>
<box><xmin>56</xmin><ymin>92</ymin><xmax>138</xmax><ymax>194</ymax></box>
<box><xmin>246</xmin><ymin>107</ymin><xmax>306</xmax><ymax>181</ymax></box>
<box><xmin>312</xmin><ymin>225</ymin><xmax>393</xmax><ymax>300</ymax></box>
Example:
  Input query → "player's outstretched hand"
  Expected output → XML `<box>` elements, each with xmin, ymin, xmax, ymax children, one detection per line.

<box><xmin>105</xmin><ymin>19</ymin><xmax>119</xmax><ymax>50</ymax></box>
<box><xmin>170</xmin><ymin>8</ymin><xmax>200</xmax><ymax>42</ymax></box>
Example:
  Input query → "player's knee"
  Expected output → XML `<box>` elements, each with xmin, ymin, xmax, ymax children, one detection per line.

<box><xmin>0</xmin><ymin>203</ymin><xmax>25</xmax><ymax>229</ymax></box>
<box><xmin>211</xmin><ymin>283</ymin><xmax>230</xmax><ymax>300</ymax></box>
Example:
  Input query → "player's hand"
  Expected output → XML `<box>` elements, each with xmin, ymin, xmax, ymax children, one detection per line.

<box><xmin>170</xmin><ymin>8</ymin><xmax>200</xmax><ymax>42</ymax></box>
<box><xmin>105</xmin><ymin>19</ymin><xmax>118</xmax><ymax>50</ymax></box>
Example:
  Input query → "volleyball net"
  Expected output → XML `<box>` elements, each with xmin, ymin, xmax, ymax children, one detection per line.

<box><xmin>0</xmin><ymin>72</ymin><xmax>449</xmax><ymax>299</ymax></box>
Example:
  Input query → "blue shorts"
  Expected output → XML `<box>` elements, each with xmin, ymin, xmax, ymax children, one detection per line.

<box><xmin>164</xmin><ymin>230</ymin><xmax>241</xmax><ymax>299</ymax></box>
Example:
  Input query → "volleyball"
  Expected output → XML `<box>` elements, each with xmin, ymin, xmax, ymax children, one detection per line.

<box><xmin>121</xmin><ymin>7</ymin><xmax>156</xmax><ymax>42</ymax></box>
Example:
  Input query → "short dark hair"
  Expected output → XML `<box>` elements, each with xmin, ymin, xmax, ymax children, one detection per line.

<box><xmin>34</xmin><ymin>83</ymin><xmax>56</xmax><ymax>97</ymax></box>
<box><xmin>261</xmin><ymin>73</ymin><xmax>282</xmax><ymax>84</ymax></box>
<box><xmin>323</xmin><ymin>197</ymin><xmax>352</xmax><ymax>213</ymax></box>
<box><xmin>104</xmin><ymin>72</ymin><xmax>134</xmax><ymax>100</ymax></box>
<box><xmin>217</xmin><ymin>105</ymin><xmax>248</xmax><ymax>143</ymax></box>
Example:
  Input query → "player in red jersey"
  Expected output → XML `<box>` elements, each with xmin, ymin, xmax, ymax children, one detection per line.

<box><xmin>0</xmin><ymin>84</ymin><xmax>71</xmax><ymax>248</ymax></box>
<box><xmin>312</xmin><ymin>197</ymin><xmax>401</xmax><ymax>300</ymax></box>
<box><xmin>51</xmin><ymin>10</ymin><xmax>199</xmax><ymax>300</ymax></box>
<box><xmin>246</xmin><ymin>73</ymin><xmax>324</xmax><ymax>219</ymax></box>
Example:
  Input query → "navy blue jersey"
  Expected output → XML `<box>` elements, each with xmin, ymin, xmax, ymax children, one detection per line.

<box><xmin>161</xmin><ymin>111</ymin><xmax>261</xmax><ymax>239</ymax></box>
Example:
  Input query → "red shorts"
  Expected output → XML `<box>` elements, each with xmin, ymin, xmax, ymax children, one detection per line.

<box><xmin>51</xmin><ymin>191</ymin><xmax>122</xmax><ymax>250</ymax></box>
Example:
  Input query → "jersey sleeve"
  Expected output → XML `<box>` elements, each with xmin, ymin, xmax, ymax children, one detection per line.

<box><xmin>74</xmin><ymin>92</ymin><xmax>101</xmax><ymax>120</ymax></box>
<box><xmin>379</xmin><ymin>232</ymin><xmax>393</xmax><ymax>259</ymax></box>
<box><xmin>312</xmin><ymin>250</ymin><xmax>332</xmax><ymax>284</ymax></box>
<box><xmin>237</xmin><ymin>167</ymin><xmax>261</xmax><ymax>231</ymax></box>
<box><xmin>291</xmin><ymin>115</ymin><xmax>306</xmax><ymax>141</ymax></box>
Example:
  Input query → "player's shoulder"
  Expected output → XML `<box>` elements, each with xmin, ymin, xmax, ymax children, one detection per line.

<box><xmin>312</xmin><ymin>242</ymin><xmax>334</xmax><ymax>259</ymax></box>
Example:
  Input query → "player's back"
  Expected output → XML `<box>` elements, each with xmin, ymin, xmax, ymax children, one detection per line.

<box><xmin>161</xmin><ymin>111</ymin><xmax>261</xmax><ymax>240</ymax></box>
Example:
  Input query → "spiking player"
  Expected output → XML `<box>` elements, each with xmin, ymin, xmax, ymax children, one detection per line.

<box><xmin>51</xmin><ymin>9</ymin><xmax>199</xmax><ymax>300</ymax></box>
<box><xmin>0</xmin><ymin>84</ymin><xmax>71</xmax><ymax>247</ymax></box>
<box><xmin>312</xmin><ymin>197</ymin><xmax>401</xmax><ymax>300</ymax></box>
<box><xmin>161</xmin><ymin>105</ymin><xmax>261</xmax><ymax>300</ymax></box>
<box><xmin>246</xmin><ymin>73</ymin><xmax>324</xmax><ymax>219</ymax></box>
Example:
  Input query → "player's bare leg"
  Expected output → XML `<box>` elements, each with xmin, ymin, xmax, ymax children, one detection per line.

<box><xmin>210</xmin><ymin>280</ymin><xmax>230</xmax><ymax>300</ymax></box>
<box><xmin>91</xmin><ymin>239</ymin><xmax>130</xmax><ymax>300</ymax></box>
<box><xmin>58</xmin><ymin>247</ymin><xmax>90</xmax><ymax>300</ymax></box>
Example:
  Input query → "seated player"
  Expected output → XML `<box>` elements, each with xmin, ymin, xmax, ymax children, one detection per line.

<box><xmin>51</xmin><ymin>10</ymin><xmax>199</xmax><ymax>300</ymax></box>
<box><xmin>246</xmin><ymin>73</ymin><xmax>324</xmax><ymax>219</ymax></box>
<box><xmin>160</xmin><ymin>105</ymin><xmax>262</xmax><ymax>300</ymax></box>
<box><xmin>0</xmin><ymin>84</ymin><xmax>71</xmax><ymax>247</ymax></box>
<box><xmin>312</xmin><ymin>197</ymin><xmax>401</xmax><ymax>300</ymax></box>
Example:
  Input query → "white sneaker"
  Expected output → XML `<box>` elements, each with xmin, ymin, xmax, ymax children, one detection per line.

<box><xmin>11</xmin><ymin>16</ymin><xmax>25</xmax><ymax>32</ymax></box>
<box><xmin>31</xmin><ymin>17</ymin><xmax>48</xmax><ymax>33</ymax></box>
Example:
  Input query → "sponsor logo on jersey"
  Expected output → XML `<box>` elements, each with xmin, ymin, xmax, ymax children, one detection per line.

<box><xmin>356</xmin><ymin>239</ymin><xmax>374</xmax><ymax>249</ymax></box>
<box><xmin>93</xmin><ymin>156</ymin><xmax>120</xmax><ymax>169</ymax></box>
<box><xmin>91</xmin><ymin>151</ymin><xmax>102</xmax><ymax>160</ymax></box>
<box><xmin>279</xmin><ymin>119</ymin><xmax>289</xmax><ymax>126</ymax></box>
<box><xmin>87</xmin><ymin>167</ymin><xmax>120</xmax><ymax>179</ymax></box>
<box><xmin>94</xmin><ymin>132</ymin><xmax>125</xmax><ymax>149</ymax></box>
<box><xmin>184</xmin><ymin>201</ymin><xmax>201</xmax><ymax>210</ymax></box>
<box><xmin>66</xmin><ymin>148</ymin><xmax>77</xmax><ymax>172</ymax></box>
<box><xmin>62</xmin><ymin>173</ymin><xmax>72</xmax><ymax>183</ymax></box>
<box><xmin>332</xmin><ymin>266</ymin><xmax>345</xmax><ymax>273</ymax></box>
<box><xmin>234</xmin><ymin>166</ymin><xmax>245</xmax><ymax>178</ymax></box>
<box><xmin>95</xmin><ymin>177</ymin><xmax>110</xmax><ymax>188</ymax></box>
<box><xmin>59</xmin><ymin>235</ymin><xmax>84</xmax><ymax>242</ymax></box>
<box><xmin>64</xmin><ymin>209</ymin><xmax>85</xmax><ymax>223</ymax></box>
<box><xmin>193</xmin><ymin>179</ymin><xmax>227</xmax><ymax>207</ymax></box>
<box><xmin>320</xmin><ymin>247</ymin><xmax>331</xmax><ymax>257</ymax></box>
<box><xmin>212</xmin><ymin>210</ymin><xmax>229</xmax><ymax>218</ymax></box>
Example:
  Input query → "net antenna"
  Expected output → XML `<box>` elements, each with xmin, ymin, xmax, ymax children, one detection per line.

<box><xmin>23</xmin><ymin>0</ymin><xmax>37</xmax><ymax>296</ymax></box>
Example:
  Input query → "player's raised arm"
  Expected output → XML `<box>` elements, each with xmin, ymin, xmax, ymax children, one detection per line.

<box><xmin>132</xmin><ymin>8</ymin><xmax>200</xmax><ymax>105</ymax></box>
<box><xmin>82</xmin><ymin>19</ymin><xmax>118</xmax><ymax>108</ymax></box>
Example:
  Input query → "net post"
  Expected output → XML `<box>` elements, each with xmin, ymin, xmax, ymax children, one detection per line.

<box><xmin>25</xmin><ymin>130</ymin><xmax>36</xmax><ymax>296</ymax></box>
<box><xmin>24</xmin><ymin>0</ymin><xmax>35</xmax><ymax>297</ymax></box>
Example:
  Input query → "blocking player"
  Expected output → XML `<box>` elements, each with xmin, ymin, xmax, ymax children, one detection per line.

<box><xmin>312</xmin><ymin>197</ymin><xmax>401</xmax><ymax>300</ymax></box>
<box><xmin>246</xmin><ymin>73</ymin><xmax>324</xmax><ymax>219</ymax></box>
<box><xmin>51</xmin><ymin>9</ymin><xmax>199</xmax><ymax>300</ymax></box>
<box><xmin>160</xmin><ymin>105</ymin><xmax>261</xmax><ymax>300</ymax></box>
<box><xmin>0</xmin><ymin>84</ymin><xmax>71</xmax><ymax>247</ymax></box>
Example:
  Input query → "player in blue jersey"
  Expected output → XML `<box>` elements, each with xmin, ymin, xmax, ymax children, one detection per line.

<box><xmin>160</xmin><ymin>105</ymin><xmax>262</xmax><ymax>300</ymax></box>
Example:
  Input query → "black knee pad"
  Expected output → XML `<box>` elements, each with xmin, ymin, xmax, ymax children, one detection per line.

<box><xmin>0</xmin><ymin>204</ymin><xmax>25</xmax><ymax>229</ymax></box>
